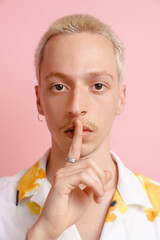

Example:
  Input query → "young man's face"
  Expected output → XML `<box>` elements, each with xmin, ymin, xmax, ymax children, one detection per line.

<box><xmin>35</xmin><ymin>33</ymin><xmax>126</xmax><ymax>157</ymax></box>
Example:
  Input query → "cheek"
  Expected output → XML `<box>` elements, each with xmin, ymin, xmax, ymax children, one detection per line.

<box><xmin>42</xmin><ymin>98</ymin><xmax>64</xmax><ymax>127</ymax></box>
<box><xmin>93</xmin><ymin>97</ymin><xmax>119</xmax><ymax>137</ymax></box>
<box><xmin>94</xmin><ymin>95</ymin><xmax>118</xmax><ymax>120</ymax></box>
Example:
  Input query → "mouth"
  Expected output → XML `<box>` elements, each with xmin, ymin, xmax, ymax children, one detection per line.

<box><xmin>64</xmin><ymin>125</ymin><xmax>93</xmax><ymax>139</ymax></box>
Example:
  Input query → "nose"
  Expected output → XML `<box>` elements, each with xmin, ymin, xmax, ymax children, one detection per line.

<box><xmin>66</xmin><ymin>87</ymin><xmax>88</xmax><ymax>117</ymax></box>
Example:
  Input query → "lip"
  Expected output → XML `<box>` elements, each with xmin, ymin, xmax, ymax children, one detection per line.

<box><xmin>83</xmin><ymin>126</ymin><xmax>92</xmax><ymax>131</ymax></box>
<box><xmin>64</xmin><ymin>124</ymin><xmax>93</xmax><ymax>139</ymax></box>
<box><xmin>64</xmin><ymin>124</ymin><xmax>93</xmax><ymax>133</ymax></box>
<box><xmin>65</xmin><ymin>129</ymin><xmax>92</xmax><ymax>139</ymax></box>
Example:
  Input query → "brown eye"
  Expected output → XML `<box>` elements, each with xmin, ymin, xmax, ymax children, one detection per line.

<box><xmin>94</xmin><ymin>83</ymin><xmax>103</xmax><ymax>90</ymax></box>
<box><xmin>55</xmin><ymin>84</ymin><xmax>64</xmax><ymax>91</ymax></box>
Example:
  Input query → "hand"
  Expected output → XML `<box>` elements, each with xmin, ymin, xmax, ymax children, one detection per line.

<box><xmin>27</xmin><ymin>119</ymin><xmax>112</xmax><ymax>239</ymax></box>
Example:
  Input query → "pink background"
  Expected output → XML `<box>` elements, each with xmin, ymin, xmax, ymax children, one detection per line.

<box><xmin>0</xmin><ymin>0</ymin><xmax>160</xmax><ymax>181</ymax></box>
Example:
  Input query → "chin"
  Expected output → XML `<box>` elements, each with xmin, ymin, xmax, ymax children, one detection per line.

<box><xmin>80</xmin><ymin>143</ymin><xmax>98</xmax><ymax>159</ymax></box>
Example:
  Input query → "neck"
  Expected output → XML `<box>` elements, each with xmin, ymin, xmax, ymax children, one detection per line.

<box><xmin>46</xmin><ymin>135</ymin><xmax>118</xmax><ymax>189</ymax></box>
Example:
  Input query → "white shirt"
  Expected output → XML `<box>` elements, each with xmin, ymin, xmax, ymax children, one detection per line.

<box><xmin>0</xmin><ymin>149</ymin><xmax>160</xmax><ymax>240</ymax></box>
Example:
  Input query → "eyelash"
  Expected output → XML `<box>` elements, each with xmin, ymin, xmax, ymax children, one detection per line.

<box><xmin>50</xmin><ymin>83</ymin><xmax>107</xmax><ymax>92</ymax></box>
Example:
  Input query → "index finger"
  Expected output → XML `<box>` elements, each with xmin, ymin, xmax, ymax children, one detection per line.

<box><xmin>67</xmin><ymin>119</ymin><xmax>83</xmax><ymax>161</ymax></box>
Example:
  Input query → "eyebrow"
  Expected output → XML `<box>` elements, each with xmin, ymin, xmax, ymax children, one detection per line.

<box><xmin>45</xmin><ymin>71</ymin><xmax>113</xmax><ymax>81</ymax></box>
<box><xmin>85</xmin><ymin>71</ymin><xmax>113</xmax><ymax>80</ymax></box>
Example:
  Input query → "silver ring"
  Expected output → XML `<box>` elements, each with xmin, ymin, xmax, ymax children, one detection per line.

<box><xmin>66</xmin><ymin>157</ymin><xmax>78</xmax><ymax>163</ymax></box>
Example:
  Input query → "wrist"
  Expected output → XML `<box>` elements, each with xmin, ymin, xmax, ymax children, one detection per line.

<box><xmin>26</xmin><ymin>224</ymin><xmax>58</xmax><ymax>240</ymax></box>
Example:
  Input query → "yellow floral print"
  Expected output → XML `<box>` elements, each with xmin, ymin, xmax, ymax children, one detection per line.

<box><xmin>26</xmin><ymin>201</ymin><xmax>42</xmax><ymax>215</ymax></box>
<box><xmin>105</xmin><ymin>189</ymin><xmax>128</xmax><ymax>222</ymax></box>
<box><xmin>17</xmin><ymin>161</ymin><xmax>45</xmax><ymax>202</ymax></box>
<box><xmin>134</xmin><ymin>173</ymin><xmax>160</xmax><ymax>222</ymax></box>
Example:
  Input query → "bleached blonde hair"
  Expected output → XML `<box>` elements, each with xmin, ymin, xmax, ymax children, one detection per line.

<box><xmin>35</xmin><ymin>14</ymin><xmax>125</xmax><ymax>87</ymax></box>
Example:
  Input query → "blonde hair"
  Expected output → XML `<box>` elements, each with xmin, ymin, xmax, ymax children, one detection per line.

<box><xmin>35</xmin><ymin>14</ymin><xmax>125</xmax><ymax>86</ymax></box>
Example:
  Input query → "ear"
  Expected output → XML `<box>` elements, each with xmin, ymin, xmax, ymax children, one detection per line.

<box><xmin>116</xmin><ymin>84</ymin><xmax>126</xmax><ymax>115</ymax></box>
<box><xmin>34</xmin><ymin>85</ymin><xmax>44</xmax><ymax>115</ymax></box>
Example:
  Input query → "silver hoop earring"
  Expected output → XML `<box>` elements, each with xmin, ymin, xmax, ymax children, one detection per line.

<box><xmin>37</xmin><ymin>113</ymin><xmax>43</xmax><ymax>122</ymax></box>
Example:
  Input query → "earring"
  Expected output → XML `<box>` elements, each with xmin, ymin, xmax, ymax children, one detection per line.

<box><xmin>37</xmin><ymin>113</ymin><xmax>43</xmax><ymax>122</ymax></box>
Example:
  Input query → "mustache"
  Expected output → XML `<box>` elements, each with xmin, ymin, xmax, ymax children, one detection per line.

<box><xmin>60</xmin><ymin>119</ymin><xmax>97</xmax><ymax>132</ymax></box>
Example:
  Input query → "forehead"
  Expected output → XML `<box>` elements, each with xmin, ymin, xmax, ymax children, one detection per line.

<box><xmin>40</xmin><ymin>32</ymin><xmax>118</xmax><ymax>80</ymax></box>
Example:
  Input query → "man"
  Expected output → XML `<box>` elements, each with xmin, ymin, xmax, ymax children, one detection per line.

<box><xmin>0</xmin><ymin>14</ymin><xmax>160</xmax><ymax>240</ymax></box>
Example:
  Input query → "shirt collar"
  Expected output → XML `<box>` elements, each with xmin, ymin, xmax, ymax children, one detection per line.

<box><xmin>16</xmin><ymin>148</ymin><xmax>51</xmax><ymax>206</ymax></box>
<box><xmin>16</xmin><ymin>148</ymin><xmax>153</xmax><ymax>210</ymax></box>
<box><xmin>110</xmin><ymin>151</ymin><xmax>153</xmax><ymax>209</ymax></box>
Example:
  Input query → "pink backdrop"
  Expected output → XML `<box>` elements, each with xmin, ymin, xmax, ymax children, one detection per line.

<box><xmin>0</xmin><ymin>0</ymin><xmax>160</xmax><ymax>181</ymax></box>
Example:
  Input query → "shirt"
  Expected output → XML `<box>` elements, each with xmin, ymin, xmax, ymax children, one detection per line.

<box><xmin>0</xmin><ymin>148</ymin><xmax>160</xmax><ymax>240</ymax></box>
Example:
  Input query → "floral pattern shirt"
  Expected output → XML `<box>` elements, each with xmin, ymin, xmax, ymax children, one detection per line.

<box><xmin>0</xmin><ymin>148</ymin><xmax>160</xmax><ymax>240</ymax></box>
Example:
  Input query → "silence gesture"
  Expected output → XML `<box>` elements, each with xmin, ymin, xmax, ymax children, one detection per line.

<box><xmin>27</xmin><ymin>119</ymin><xmax>112</xmax><ymax>239</ymax></box>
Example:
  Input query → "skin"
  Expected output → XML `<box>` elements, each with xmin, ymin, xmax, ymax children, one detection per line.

<box><xmin>27</xmin><ymin>33</ymin><xmax>126</xmax><ymax>239</ymax></box>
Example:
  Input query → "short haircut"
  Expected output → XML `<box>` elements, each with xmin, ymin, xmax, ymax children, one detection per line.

<box><xmin>35</xmin><ymin>14</ymin><xmax>125</xmax><ymax>87</ymax></box>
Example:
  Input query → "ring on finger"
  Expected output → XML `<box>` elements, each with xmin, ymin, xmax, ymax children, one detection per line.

<box><xmin>66</xmin><ymin>157</ymin><xmax>78</xmax><ymax>163</ymax></box>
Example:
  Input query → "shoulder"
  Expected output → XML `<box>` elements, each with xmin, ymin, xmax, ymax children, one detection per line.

<box><xmin>0</xmin><ymin>168</ymin><xmax>28</xmax><ymax>189</ymax></box>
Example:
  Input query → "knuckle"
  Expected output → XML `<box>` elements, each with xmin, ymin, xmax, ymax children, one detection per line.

<box><xmin>79</xmin><ymin>171</ymin><xmax>87</xmax><ymax>179</ymax></box>
<box><xmin>56</xmin><ymin>167</ymin><xmax>64</xmax><ymax>174</ymax></box>
<box><xmin>54</xmin><ymin>179</ymin><xmax>60</xmax><ymax>188</ymax></box>
<box><xmin>53</xmin><ymin>174</ymin><xmax>63</xmax><ymax>188</ymax></box>
<box><xmin>85</xmin><ymin>167</ymin><xmax>93</xmax><ymax>175</ymax></box>
<box><xmin>55</xmin><ymin>168</ymin><xmax>63</xmax><ymax>179</ymax></box>
<box><xmin>53</xmin><ymin>177</ymin><xmax>61</xmax><ymax>189</ymax></box>
<box><xmin>54</xmin><ymin>181</ymin><xmax>66</xmax><ymax>194</ymax></box>
<box><xmin>87</xmin><ymin>158</ymin><xmax>94</xmax><ymax>166</ymax></box>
